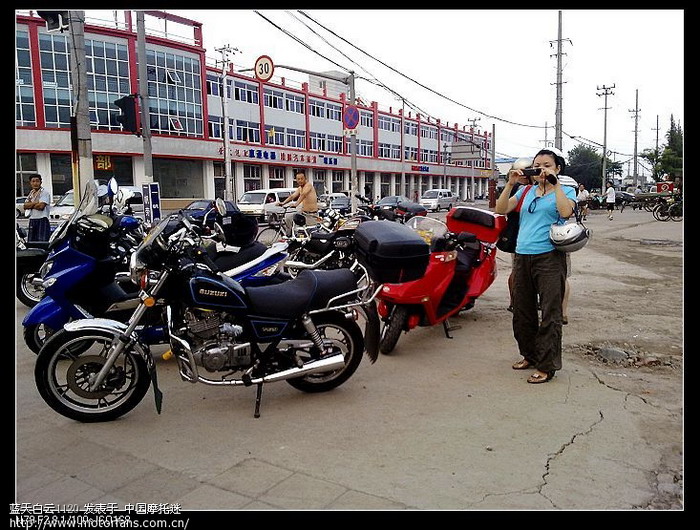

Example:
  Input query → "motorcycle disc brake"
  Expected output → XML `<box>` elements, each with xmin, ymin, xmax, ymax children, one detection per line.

<box><xmin>66</xmin><ymin>355</ymin><xmax>125</xmax><ymax>399</ymax></box>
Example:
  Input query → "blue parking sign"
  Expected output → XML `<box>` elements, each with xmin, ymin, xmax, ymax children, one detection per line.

<box><xmin>142</xmin><ymin>182</ymin><xmax>161</xmax><ymax>224</ymax></box>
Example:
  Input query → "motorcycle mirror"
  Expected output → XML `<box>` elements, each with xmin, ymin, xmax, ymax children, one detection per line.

<box><xmin>214</xmin><ymin>197</ymin><xmax>227</xmax><ymax>216</ymax></box>
<box><xmin>107</xmin><ymin>177</ymin><xmax>119</xmax><ymax>197</ymax></box>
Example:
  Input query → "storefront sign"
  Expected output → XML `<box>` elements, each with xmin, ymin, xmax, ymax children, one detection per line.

<box><xmin>94</xmin><ymin>154</ymin><xmax>113</xmax><ymax>171</ymax></box>
<box><xmin>411</xmin><ymin>165</ymin><xmax>429</xmax><ymax>172</ymax></box>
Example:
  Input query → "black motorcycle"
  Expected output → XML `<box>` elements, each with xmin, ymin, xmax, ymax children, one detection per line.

<box><xmin>35</xmin><ymin>202</ymin><xmax>383</xmax><ymax>422</ymax></box>
<box><xmin>16</xmin><ymin>224</ymin><xmax>50</xmax><ymax>308</ymax></box>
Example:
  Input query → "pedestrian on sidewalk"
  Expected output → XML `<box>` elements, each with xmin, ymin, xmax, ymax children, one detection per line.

<box><xmin>494</xmin><ymin>148</ymin><xmax>576</xmax><ymax>384</ymax></box>
<box><xmin>605</xmin><ymin>181</ymin><xmax>616</xmax><ymax>220</ymax></box>
<box><xmin>23</xmin><ymin>174</ymin><xmax>51</xmax><ymax>242</ymax></box>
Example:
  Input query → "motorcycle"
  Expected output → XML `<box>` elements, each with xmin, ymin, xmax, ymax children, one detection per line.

<box><xmin>23</xmin><ymin>184</ymin><xmax>289</xmax><ymax>355</ymax></box>
<box><xmin>16</xmin><ymin>223</ymin><xmax>50</xmax><ymax>307</ymax></box>
<box><xmin>376</xmin><ymin>207</ymin><xmax>506</xmax><ymax>354</ymax></box>
<box><xmin>34</xmin><ymin>200</ymin><xmax>386</xmax><ymax>421</ymax></box>
<box><xmin>22</xmin><ymin>179</ymin><xmax>148</xmax><ymax>353</ymax></box>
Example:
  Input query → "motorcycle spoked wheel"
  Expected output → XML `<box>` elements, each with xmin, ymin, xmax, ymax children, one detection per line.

<box><xmin>24</xmin><ymin>322</ymin><xmax>92</xmax><ymax>357</ymax></box>
<box><xmin>34</xmin><ymin>329</ymin><xmax>150</xmax><ymax>422</ymax></box>
<box><xmin>16</xmin><ymin>272</ymin><xmax>44</xmax><ymax>308</ymax></box>
<box><xmin>379</xmin><ymin>305</ymin><xmax>409</xmax><ymax>355</ymax></box>
<box><xmin>286</xmin><ymin>312</ymin><xmax>364</xmax><ymax>393</ymax></box>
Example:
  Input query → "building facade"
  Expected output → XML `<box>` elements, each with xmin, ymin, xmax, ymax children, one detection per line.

<box><xmin>16</xmin><ymin>10</ymin><xmax>494</xmax><ymax>209</ymax></box>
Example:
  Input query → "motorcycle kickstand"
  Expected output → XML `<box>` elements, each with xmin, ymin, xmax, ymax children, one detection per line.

<box><xmin>254</xmin><ymin>383</ymin><xmax>264</xmax><ymax>418</ymax></box>
<box><xmin>443</xmin><ymin>319</ymin><xmax>461</xmax><ymax>339</ymax></box>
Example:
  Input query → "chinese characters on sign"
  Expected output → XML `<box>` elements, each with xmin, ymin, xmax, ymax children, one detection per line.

<box><xmin>218</xmin><ymin>147</ymin><xmax>340</xmax><ymax>166</ymax></box>
<box><xmin>94</xmin><ymin>155</ymin><xmax>112</xmax><ymax>171</ymax></box>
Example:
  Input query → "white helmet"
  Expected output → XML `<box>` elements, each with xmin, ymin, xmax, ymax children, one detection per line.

<box><xmin>511</xmin><ymin>157</ymin><xmax>532</xmax><ymax>170</ymax></box>
<box><xmin>549</xmin><ymin>222</ymin><xmax>590</xmax><ymax>252</ymax></box>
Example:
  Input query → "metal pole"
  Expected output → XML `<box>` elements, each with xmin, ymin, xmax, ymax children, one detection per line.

<box><xmin>597</xmin><ymin>84</ymin><xmax>615</xmax><ymax>191</ymax></box>
<box><xmin>348</xmin><ymin>71</ymin><xmax>358</xmax><ymax>214</ymax></box>
<box><xmin>67</xmin><ymin>10</ymin><xmax>94</xmax><ymax>202</ymax></box>
<box><xmin>400</xmin><ymin>97</ymin><xmax>405</xmax><ymax>197</ymax></box>
<box><xmin>442</xmin><ymin>142</ymin><xmax>447</xmax><ymax>190</ymax></box>
<box><xmin>137</xmin><ymin>12</ymin><xmax>153</xmax><ymax>184</ymax></box>
<box><xmin>554</xmin><ymin>11</ymin><xmax>563</xmax><ymax>150</ymax></box>
<box><xmin>216</xmin><ymin>45</ymin><xmax>237</xmax><ymax>201</ymax></box>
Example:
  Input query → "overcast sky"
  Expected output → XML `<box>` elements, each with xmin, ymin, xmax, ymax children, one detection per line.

<box><xmin>89</xmin><ymin>9</ymin><xmax>684</xmax><ymax>175</ymax></box>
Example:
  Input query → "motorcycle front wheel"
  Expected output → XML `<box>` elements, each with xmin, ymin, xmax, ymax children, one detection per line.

<box><xmin>17</xmin><ymin>272</ymin><xmax>44</xmax><ymax>308</ymax></box>
<box><xmin>286</xmin><ymin>312</ymin><xmax>364</xmax><ymax>393</ymax></box>
<box><xmin>35</xmin><ymin>329</ymin><xmax>150</xmax><ymax>422</ymax></box>
<box><xmin>24</xmin><ymin>321</ymin><xmax>92</xmax><ymax>357</ymax></box>
<box><xmin>379</xmin><ymin>305</ymin><xmax>409</xmax><ymax>355</ymax></box>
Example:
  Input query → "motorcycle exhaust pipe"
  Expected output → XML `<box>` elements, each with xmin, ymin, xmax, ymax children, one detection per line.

<box><xmin>249</xmin><ymin>353</ymin><xmax>345</xmax><ymax>385</ymax></box>
<box><xmin>284</xmin><ymin>251</ymin><xmax>334</xmax><ymax>270</ymax></box>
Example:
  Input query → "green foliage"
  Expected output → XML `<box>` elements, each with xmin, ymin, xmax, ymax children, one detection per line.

<box><xmin>566</xmin><ymin>145</ymin><xmax>602</xmax><ymax>191</ymax></box>
<box><xmin>660</xmin><ymin>115</ymin><xmax>683</xmax><ymax>180</ymax></box>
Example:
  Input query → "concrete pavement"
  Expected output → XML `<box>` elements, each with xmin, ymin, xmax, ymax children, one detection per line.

<box><xmin>14</xmin><ymin>205</ymin><xmax>683</xmax><ymax>514</ymax></box>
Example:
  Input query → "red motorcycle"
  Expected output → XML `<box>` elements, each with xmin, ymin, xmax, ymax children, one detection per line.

<box><xmin>376</xmin><ymin>207</ymin><xmax>506</xmax><ymax>354</ymax></box>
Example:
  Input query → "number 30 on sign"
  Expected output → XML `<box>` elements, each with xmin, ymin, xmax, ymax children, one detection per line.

<box><xmin>254</xmin><ymin>56</ymin><xmax>274</xmax><ymax>82</ymax></box>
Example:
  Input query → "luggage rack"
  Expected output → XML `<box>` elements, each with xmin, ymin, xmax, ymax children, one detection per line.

<box><xmin>308</xmin><ymin>261</ymin><xmax>382</xmax><ymax>315</ymax></box>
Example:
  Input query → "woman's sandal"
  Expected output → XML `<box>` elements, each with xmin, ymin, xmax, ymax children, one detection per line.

<box><xmin>512</xmin><ymin>359</ymin><xmax>531</xmax><ymax>370</ymax></box>
<box><xmin>527</xmin><ymin>371</ymin><xmax>555</xmax><ymax>384</ymax></box>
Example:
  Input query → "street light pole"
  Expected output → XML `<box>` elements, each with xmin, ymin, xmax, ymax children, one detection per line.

<box><xmin>216</xmin><ymin>45</ymin><xmax>238</xmax><ymax>201</ymax></box>
<box><xmin>442</xmin><ymin>142</ymin><xmax>447</xmax><ymax>190</ymax></box>
<box><xmin>597</xmin><ymin>84</ymin><xmax>615</xmax><ymax>191</ymax></box>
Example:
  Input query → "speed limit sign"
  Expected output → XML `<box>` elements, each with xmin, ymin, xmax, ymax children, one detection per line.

<box><xmin>254</xmin><ymin>55</ymin><xmax>274</xmax><ymax>82</ymax></box>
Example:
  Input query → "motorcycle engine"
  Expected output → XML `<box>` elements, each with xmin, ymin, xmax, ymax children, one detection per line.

<box><xmin>182</xmin><ymin>309</ymin><xmax>252</xmax><ymax>371</ymax></box>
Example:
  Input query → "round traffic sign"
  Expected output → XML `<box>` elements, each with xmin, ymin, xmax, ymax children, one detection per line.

<box><xmin>254</xmin><ymin>55</ymin><xmax>274</xmax><ymax>82</ymax></box>
<box><xmin>343</xmin><ymin>105</ymin><xmax>359</xmax><ymax>129</ymax></box>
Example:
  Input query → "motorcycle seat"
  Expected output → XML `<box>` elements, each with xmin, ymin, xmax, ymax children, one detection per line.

<box><xmin>214</xmin><ymin>241</ymin><xmax>268</xmax><ymax>271</ymax></box>
<box><xmin>246</xmin><ymin>269</ymin><xmax>358</xmax><ymax>318</ymax></box>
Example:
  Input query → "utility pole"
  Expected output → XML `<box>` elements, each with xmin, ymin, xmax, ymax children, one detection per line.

<box><xmin>215</xmin><ymin>44</ymin><xmax>239</xmax><ymax>201</ymax></box>
<box><xmin>540</xmin><ymin>121</ymin><xmax>553</xmax><ymax>149</ymax></box>
<box><xmin>465</xmin><ymin>117</ymin><xmax>481</xmax><ymax>130</ymax></box>
<box><xmin>596</xmin><ymin>84</ymin><xmax>615</xmax><ymax>191</ymax></box>
<box><xmin>67</xmin><ymin>10</ymin><xmax>94</xmax><ymax>201</ymax></box>
<box><xmin>652</xmin><ymin>115</ymin><xmax>661</xmax><ymax>181</ymax></box>
<box><xmin>628</xmin><ymin>89</ymin><xmax>640</xmax><ymax>187</ymax></box>
<box><xmin>550</xmin><ymin>10</ymin><xmax>571</xmax><ymax>151</ymax></box>
<box><xmin>137</xmin><ymin>12</ymin><xmax>153</xmax><ymax>184</ymax></box>
<box><xmin>348</xmin><ymin>71</ymin><xmax>358</xmax><ymax>213</ymax></box>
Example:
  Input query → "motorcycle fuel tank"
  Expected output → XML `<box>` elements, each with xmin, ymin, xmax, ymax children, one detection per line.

<box><xmin>187</xmin><ymin>272</ymin><xmax>247</xmax><ymax>310</ymax></box>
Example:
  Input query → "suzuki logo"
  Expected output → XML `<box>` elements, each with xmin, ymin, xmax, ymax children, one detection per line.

<box><xmin>199</xmin><ymin>288</ymin><xmax>227</xmax><ymax>297</ymax></box>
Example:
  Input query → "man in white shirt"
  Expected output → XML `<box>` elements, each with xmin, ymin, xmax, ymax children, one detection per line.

<box><xmin>24</xmin><ymin>173</ymin><xmax>52</xmax><ymax>241</ymax></box>
<box><xmin>605</xmin><ymin>181</ymin><xmax>616</xmax><ymax>221</ymax></box>
<box><xmin>576</xmin><ymin>183</ymin><xmax>590</xmax><ymax>220</ymax></box>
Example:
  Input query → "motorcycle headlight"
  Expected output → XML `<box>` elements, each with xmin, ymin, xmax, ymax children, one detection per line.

<box><xmin>39</xmin><ymin>259</ymin><xmax>53</xmax><ymax>278</ymax></box>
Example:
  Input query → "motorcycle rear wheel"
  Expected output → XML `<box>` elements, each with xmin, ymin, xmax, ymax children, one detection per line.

<box><xmin>35</xmin><ymin>329</ymin><xmax>150</xmax><ymax>422</ymax></box>
<box><xmin>379</xmin><ymin>305</ymin><xmax>409</xmax><ymax>355</ymax></box>
<box><xmin>17</xmin><ymin>272</ymin><xmax>44</xmax><ymax>308</ymax></box>
<box><xmin>286</xmin><ymin>312</ymin><xmax>363</xmax><ymax>393</ymax></box>
<box><xmin>256</xmin><ymin>226</ymin><xmax>283</xmax><ymax>246</ymax></box>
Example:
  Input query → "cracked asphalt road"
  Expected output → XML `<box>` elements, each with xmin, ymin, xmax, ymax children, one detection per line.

<box><xmin>14</xmin><ymin>206</ymin><xmax>682</xmax><ymax>513</ymax></box>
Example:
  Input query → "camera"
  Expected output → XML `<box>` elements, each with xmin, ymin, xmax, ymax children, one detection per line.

<box><xmin>521</xmin><ymin>168</ymin><xmax>541</xmax><ymax>177</ymax></box>
<box><xmin>546</xmin><ymin>174</ymin><xmax>558</xmax><ymax>185</ymax></box>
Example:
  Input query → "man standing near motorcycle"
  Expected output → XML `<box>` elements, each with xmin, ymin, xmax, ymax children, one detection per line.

<box><xmin>495</xmin><ymin>148</ymin><xmax>576</xmax><ymax>384</ymax></box>
<box><xmin>23</xmin><ymin>174</ymin><xmax>51</xmax><ymax>242</ymax></box>
<box><xmin>278</xmin><ymin>171</ymin><xmax>319</xmax><ymax>236</ymax></box>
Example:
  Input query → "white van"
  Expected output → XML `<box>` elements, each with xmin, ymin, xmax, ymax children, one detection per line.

<box><xmin>237</xmin><ymin>188</ymin><xmax>297</xmax><ymax>221</ymax></box>
<box><xmin>420</xmin><ymin>189</ymin><xmax>455</xmax><ymax>212</ymax></box>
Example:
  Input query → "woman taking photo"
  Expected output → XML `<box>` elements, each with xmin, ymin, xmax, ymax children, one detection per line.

<box><xmin>495</xmin><ymin>148</ymin><xmax>577</xmax><ymax>383</ymax></box>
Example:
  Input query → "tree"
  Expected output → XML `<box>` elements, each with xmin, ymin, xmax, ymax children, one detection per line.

<box><xmin>640</xmin><ymin>147</ymin><xmax>662</xmax><ymax>181</ymax></box>
<box><xmin>566</xmin><ymin>144</ymin><xmax>602</xmax><ymax>191</ymax></box>
<box><xmin>660</xmin><ymin>115</ymin><xmax>683</xmax><ymax>181</ymax></box>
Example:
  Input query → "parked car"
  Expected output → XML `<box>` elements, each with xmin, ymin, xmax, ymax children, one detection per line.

<box><xmin>49</xmin><ymin>185</ymin><xmax>143</xmax><ymax>223</ymax></box>
<box><xmin>181</xmin><ymin>199</ymin><xmax>240</xmax><ymax>220</ymax></box>
<box><xmin>419</xmin><ymin>189</ymin><xmax>454</xmax><ymax>212</ymax></box>
<box><xmin>16</xmin><ymin>197</ymin><xmax>26</xmax><ymax>218</ymax></box>
<box><xmin>319</xmin><ymin>193</ymin><xmax>351</xmax><ymax>215</ymax></box>
<box><xmin>238</xmin><ymin>188</ymin><xmax>297</xmax><ymax>221</ymax></box>
<box><xmin>376</xmin><ymin>195</ymin><xmax>428</xmax><ymax>218</ymax></box>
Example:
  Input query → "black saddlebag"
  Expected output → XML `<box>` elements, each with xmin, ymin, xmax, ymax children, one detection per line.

<box><xmin>353</xmin><ymin>220</ymin><xmax>430</xmax><ymax>283</ymax></box>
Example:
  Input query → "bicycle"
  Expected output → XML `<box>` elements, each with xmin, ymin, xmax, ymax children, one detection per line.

<box><xmin>255</xmin><ymin>207</ymin><xmax>323</xmax><ymax>246</ymax></box>
<box><xmin>652</xmin><ymin>198</ymin><xmax>673</xmax><ymax>221</ymax></box>
<box><xmin>668</xmin><ymin>198</ymin><xmax>683</xmax><ymax>222</ymax></box>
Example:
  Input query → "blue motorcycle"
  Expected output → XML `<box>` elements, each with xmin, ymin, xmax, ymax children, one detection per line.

<box><xmin>22</xmin><ymin>183</ymin><xmax>289</xmax><ymax>354</ymax></box>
